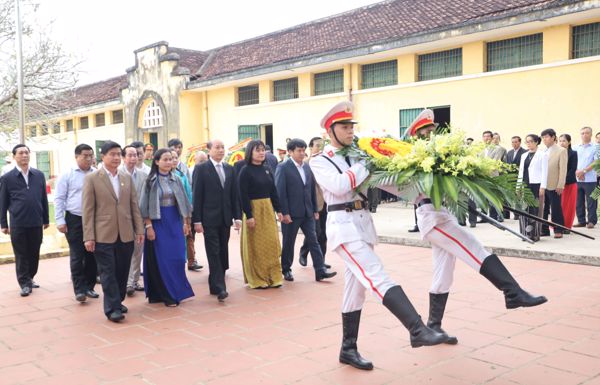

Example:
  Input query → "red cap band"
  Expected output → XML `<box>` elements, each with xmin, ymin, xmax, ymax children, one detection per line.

<box><xmin>325</xmin><ymin>111</ymin><xmax>353</xmax><ymax>131</ymax></box>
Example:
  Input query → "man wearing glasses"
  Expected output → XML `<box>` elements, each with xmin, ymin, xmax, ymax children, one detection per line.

<box><xmin>54</xmin><ymin>144</ymin><xmax>98</xmax><ymax>302</ymax></box>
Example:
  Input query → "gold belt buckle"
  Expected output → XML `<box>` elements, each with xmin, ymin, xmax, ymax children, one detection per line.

<box><xmin>354</xmin><ymin>201</ymin><xmax>362</xmax><ymax>210</ymax></box>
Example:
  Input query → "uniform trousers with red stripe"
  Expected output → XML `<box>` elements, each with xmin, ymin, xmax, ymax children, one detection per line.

<box><xmin>334</xmin><ymin>240</ymin><xmax>397</xmax><ymax>313</ymax></box>
<box><xmin>417</xmin><ymin>206</ymin><xmax>490</xmax><ymax>294</ymax></box>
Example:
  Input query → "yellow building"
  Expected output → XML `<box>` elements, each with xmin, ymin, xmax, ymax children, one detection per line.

<box><xmin>21</xmin><ymin>0</ymin><xmax>600</xmax><ymax>177</ymax></box>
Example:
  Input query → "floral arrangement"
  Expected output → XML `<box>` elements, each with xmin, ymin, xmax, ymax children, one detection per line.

<box><xmin>344</xmin><ymin>131</ymin><xmax>534</xmax><ymax>220</ymax></box>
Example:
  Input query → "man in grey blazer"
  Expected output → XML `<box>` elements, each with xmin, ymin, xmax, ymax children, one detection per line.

<box><xmin>120</xmin><ymin>145</ymin><xmax>148</xmax><ymax>297</ymax></box>
<box><xmin>83</xmin><ymin>141</ymin><xmax>144</xmax><ymax>322</ymax></box>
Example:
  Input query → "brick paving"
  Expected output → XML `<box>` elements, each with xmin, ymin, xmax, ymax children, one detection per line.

<box><xmin>0</xmin><ymin>233</ymin><xmax>599</xmax><ymax>385</ymax></box>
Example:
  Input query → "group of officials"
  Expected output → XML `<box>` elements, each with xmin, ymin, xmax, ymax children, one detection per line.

<box><xmin>0</xmin><ymin>100</ymin><xmax>569</xmax><ymax>370</ymax></box>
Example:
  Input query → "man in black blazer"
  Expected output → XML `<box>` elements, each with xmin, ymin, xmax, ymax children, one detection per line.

<box><xmin>276</xmin><ymin>138</ymin><xmax>336</xmax><ymax>282</ymax></box>
<box><xmin>0</xmin><ymin>144</ymin><xmax>49</xmax><ymax>296</ymax></box>
<box><xmin>192</xmin><ymin>139</ymin><xmax>241</xmax><ymax>302</ymax></box>
<box><xmin>506</xmin><ymin>136</ymin><xmax>527</xmax><ymax>165</ymax></box>
<box><xmin>504</xmin><ymin>136</ymin><xmax>527</xmax><ymax>219</ymax></box>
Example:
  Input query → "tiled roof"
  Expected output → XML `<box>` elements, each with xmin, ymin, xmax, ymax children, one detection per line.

<box><xmin>195</xmin><ymin>0</ymin><xmax>580</xmax><ymax>80</ymax></box>
<box><xmin>168</xmin><ymin>47</ymin><xmax>210</xmax><ymax>74</ymax></box>
<box><xmin>49</xmin><ymin>0</ymin><xmax>584</xmax><ymax>113</ymax></box>
<box><xmin>43</xmin><ymin>75</ymin><xmax>128</xmax><ymax>114</ymax></box>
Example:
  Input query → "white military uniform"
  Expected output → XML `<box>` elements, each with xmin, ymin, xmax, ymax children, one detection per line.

<box><xmin>414</xmin><ymin>195</ymin><xmax>490</xmax><ymax>294</ymax></box>
<box><xmin>311</xmin><ymin>144</ymin><xmax>397</xmax><ymax>313</ymax></box>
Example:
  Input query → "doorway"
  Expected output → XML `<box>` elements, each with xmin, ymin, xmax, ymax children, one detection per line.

<box><xmin>429</xmin><ymin>105</ymin><xmax>451</xmax><ymax>129</ymax></box>
<box><xmin>261</xmin><ymin>124</ymin><xmax>273</xmax><ymax>150</ymax></box>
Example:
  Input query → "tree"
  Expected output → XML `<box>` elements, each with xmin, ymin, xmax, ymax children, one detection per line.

<box><xmin>0</xmin><ymin>0</ymin><xmax>79</xmax><ymax>134</ymax></box>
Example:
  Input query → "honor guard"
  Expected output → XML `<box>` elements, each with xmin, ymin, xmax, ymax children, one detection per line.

<box><xmin>310</xmin><ymin>101</ymin><xmax>447</xmax><ymax>371</ymax></box>
<box><xmin>404</xmin><ymin>109</ymin><xmax>548</xmax><ymax>344</ymax></box>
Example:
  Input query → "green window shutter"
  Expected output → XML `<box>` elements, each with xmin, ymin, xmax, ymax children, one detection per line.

<box><xmin>238</xmin><ymin>125</ymin><xmax>260</xmax><ymax>142</ymax></box>
<box><xmin>314</xmin><ymin>69</ymin><xmax>344</xmax><ymax>95</ymax></box>
<box><xmin>487</xmin><ymin>33</ymin><xmax>543</xmax><ymax>72</ymax></box>
<box><xmin>418</xmin><ymin>48</ymin><xmax>462</xmax><ymax>81</ymax></box>
<box><xmin>36</xmin><ymin>151</ymin><xmax>50</xmax><ymax>179</ymax></box>
<box><xmin>273</xmin><ymin>78</ymin><xmax>298</xmax><ymax>101</ymax></box>
<box><xmin>361</xmin><ymin>60</ymin><xmax>397</xmax><ymax>89</ymax></box>
<box><xmin>112</xmin><ymin>110</ymin><xmax>124</xmax><ymax>124</ymax></box>
<box><xmin>573</xmin><ymin>22</ymin><xmax>600</xmax><ymax>59</ymax></box>
<box><xmin>238</xmin><ymin>85</ymin><xmax>259</xmax><ymax>106</ymax></box>
<box><xmin>399</xmin><ymin>108</ymin><xmax>422</xmax><ymax>138</ymax></box>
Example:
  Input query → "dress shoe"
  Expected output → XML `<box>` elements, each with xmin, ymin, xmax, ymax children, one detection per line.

<box><xmin>587</xmin><ymin>223</ymin><xmax>595</xmax><ymax>229</ymax></box>
<box><xmin>324</xmin><ymin>263</ymin><xmax>331</xmax><ymax>269</ymax></box>
<box><xmin>408</xmin><ymin>225</ymin><xmax>419</xmax><ymax>233</ymax></box>
<box><xmin>126</xmin><ymin>286</ymin><xmax>135</xmax><ymax>297</ymax></box>
<box><xmin>553</xmin><ymin>233</ymin><xmax>563</xmax><ymax>239</ymax></box>
<box><xmin>573</xmin><ymin>223</ymin><xmax>586</xmax><ymax>228</ymax></box>
<box><xmin>217</xmin><ymin>291</ymin><xmax>229</xmax><ymax>302</ymax></box>
<box><xmin>20</xmin><ymin>286</ymin><xmax>32</xmax><ymax>297</ymax></box>
<box><xmin>75</xmin><ymin>292</ymin><xmax>87</xmax><ymax>302</ymax></box>
<box><xmin>187</xmin><ymin>262</ymin><xmax>203</xmax><ymax>272</ymax></box>
<box><xmin>86</xmin><ymin>289</ymin><xmax>99</xmax><ymax>298</ymax></box>
<box><xmin>283</xmin><ymin>271</ymin><xmax>294</xmax><ymax>281</ymax></box>
<box><xmin>31</xmin><ymin>281</ymin><xmax>40</xmax><ymax>289</ymax></box>
<box><xmin>316</xmin><ymin>270</ymin><xmax>337</xmax><ymax>281</ymax></box>
<box><xmin>108</xmin><ymin>310</ymin><xmax>124</xmax><ymax>322</ymax></box>
<box><xmin>469</xmin><ymin>223</ymin><xmax>476</xmax><ymax>228</ymax></box>
<box><xmin>134</xmin><ymin>283</ymin><xmax>144</xmax><ymax>291</ymax></box>
<box><xmin>120</xmin><ymin>305</ymin><xmax>128</xmax><ymax>313</ymax></box>
<box><xmin>299</xmin><ymin>253</ymin><xmax>308</xmax><ymax>267</ymax></box>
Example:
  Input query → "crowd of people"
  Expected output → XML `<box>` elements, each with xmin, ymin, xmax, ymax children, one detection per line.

<box><xmin>0</xmin><ymin>101</ymin><xmax>593</xmax><ymax>368</ymax></box>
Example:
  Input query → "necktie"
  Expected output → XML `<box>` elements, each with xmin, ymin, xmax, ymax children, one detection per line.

<box><xmin>344</xmin><ymin>156</ymin><xmax>352</xmax><ymax>167</ymax></box>
<box><xmin>216</xmin><ymin>163</ymin><xmax>225</xmax><ymax>187</ymax></box>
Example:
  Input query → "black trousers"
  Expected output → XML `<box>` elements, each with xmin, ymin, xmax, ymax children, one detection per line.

<box><xmin>94</xmin><ymin>238</ymin><xmax>133</xmax><ymax>316</ymax></box>
<box><xmin>300</xmin><ymin>203</ymin><xmax>327</xmax><ymax>260</ymax></box>
<box><xmin>11</xmin><ymin>226</ymin><xmax>43</xmax><ymax>288</ymax></box>
<box><xmin>543</xmin><ymin>189</ymin><xmax>565</xmax><ymax>235</ymax></box>
<box><xmin>65</xmin><ymin>212</ymin><xmax>97</xmax><ymax>294</ymax></box>
<box><xmin>203</xmin><ymin>225</ymin><xmax>231</xmax><ymax>294</ymax></box>
<box><xmin>281</xmin><ymin>216</ymin><xmax>325</xmax><ymax>274</ymax></box>
<box><xmin>576</xmin><ymin>182</ymin><xmax>598</xmax><ymax>225</ymax></box>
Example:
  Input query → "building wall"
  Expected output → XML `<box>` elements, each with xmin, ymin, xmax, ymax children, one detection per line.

<box><xmin>192</xmin><ymin>20</ymin><xmax>600</xmax><ymax>148</ymax></box>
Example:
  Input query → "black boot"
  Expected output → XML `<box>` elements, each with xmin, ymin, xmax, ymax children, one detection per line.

<box><xmin>382</xmin><ymin>286</ymin><xmax>447</xmax><ymax>348</ymax></box>
<box><xmin>479</xmin><ymin>254</ymin><xmax>547</xmax><ymax>309</ymax></box>
<box><xmin>427</xmin><ymin>293</ymin><xmax>458</xmax><ymax>345</ymax></box>
<box><xmin>339</xmin><ymin>310</ymin><xmax>373</xmax><ymax>370</ymax></box>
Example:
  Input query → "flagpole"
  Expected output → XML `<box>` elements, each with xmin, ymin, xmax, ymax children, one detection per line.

<box><xmin>15</xmin><ymin>0</ymin><xmax>25</xmax><ymax>144</ymax></box>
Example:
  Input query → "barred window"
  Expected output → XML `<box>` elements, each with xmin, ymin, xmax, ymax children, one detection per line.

<box><xmin>238</xmin><ymin>125</ymin><xmax>260</xmax><ymax>142</ymax></box>
<box><xmin>573</xmin><ymin>22</ymin><xmax>600</xmax><ymax>59</ymax></box>
<box><xmin>314</xmin><ymin>69</ymin><xmax>344</xmax><ymax>95</ymax></box>
<box><xmin>361</xmin><ymin>60</ymin><xmax>397</xmax><ymax>89</ymax></box>
<box><xmin>418</xmin><ymin>48</ymin><xmax>462</xmax><ymax>81</ymax></box>
<box><xmin>66</xmin><ymin>119</ymin><xmax>73</xmax><ymax>132</ymax></box>
<box><xmin>142</xmin><ymin>101</ymin><xmax>163</xmax><ymax>128</ymax></box>
<box><xmin>51</xmin><ymin>122</ymin><xmax>60</xmax><ymax>134</ymax></box>
<box><xmin>399</xmin><ymin>108</ymin><xmax>422</xmax><ymax>138</ymax></box>
<box><xmin>40</xmin><ymin>123</ymin><xmax>49</xmax><ymax>136</ymax></box>
<box><xmin>112</xmin><ymin>110</ymin><xmax>124</xmax><ymax>124</ymax></box>
<box><xmin>28</xmin><ymin>126</ymin><xmax>37</xmax><ymax>138</ymax></box>
<box><xmin>487</xmin><ymin>33</ymin><xmax>542</xmax><ymax>72</ymax></box>
<box><xmin>95</xmin><ymin>113</ymin><xmax>105</xmax><ymax>127</ymax></box>
<box><xmin>273</xmin><ymin>78</ymin><xmax>298</xmax><ymax>101</ymax></box>
<box><xmin>80</xmin><ymin>116</ymin><xmax>89</xmax><ymax>129</ymax></box>
<box><xmin>238</xmin><ymin>85</ymin><xmax>259</xmax><ymax>106</ymax></box>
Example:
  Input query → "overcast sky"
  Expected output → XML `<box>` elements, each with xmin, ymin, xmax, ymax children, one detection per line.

<box><xmin>32</xmin><ymin>0</ymin><xmax>379</xmax><ymax>86</ymax></box>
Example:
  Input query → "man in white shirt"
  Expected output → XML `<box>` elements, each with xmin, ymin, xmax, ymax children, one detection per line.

<box><xmin>130</xmin><ymin>141</ymin><xmax>151</xmax><ymax>174</ymax></box>
<box><xmin>55</xmin><ymin>144</ymin><xmax>98</xmax><ymax>302</ymax></box>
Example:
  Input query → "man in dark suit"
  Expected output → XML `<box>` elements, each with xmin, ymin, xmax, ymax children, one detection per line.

<box><xmin>82</xmin><ymin>141</ymin><xmax>144</xmax><ymax>322</ymax></box>
<box><xmin>504</xmin><ymin>136</ymin><xmax>527</xmax><ymax>219</ymax></box>
<box><xmin>193</xmin><ymin>139</ymin><xmax>241</xmax><ymax>302</ymax></box>
<box><xmin>276</xmin><ymin>138</ymin><xmax>336</xmax><ymax>282</ymax></box>
<box><xmin>264</xmin><ymin>145</ymin><xmax>279</xmax><ymax>173</ymax></box>
<box><xmin>0</xmin><ymin>144</ymin><xmax>49</xmax><ymax>297</ymax></box>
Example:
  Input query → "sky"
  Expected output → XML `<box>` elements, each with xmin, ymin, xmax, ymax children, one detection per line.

<box><xmin>32</xmin><ymin>0</ymin><xmax>380</xmax><ymax>86</ymax></box>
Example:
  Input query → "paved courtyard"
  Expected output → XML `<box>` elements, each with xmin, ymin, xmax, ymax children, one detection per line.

<box><xmin>0</xmin><ymin>233</ymin><xmax>599</xmax><ymax>385</ymax></box>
